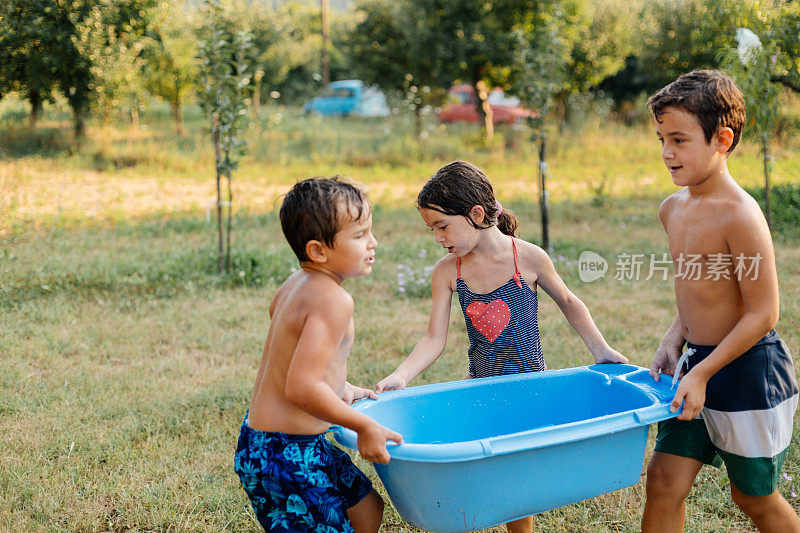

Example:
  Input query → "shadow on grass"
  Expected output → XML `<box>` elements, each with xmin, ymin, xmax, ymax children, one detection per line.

<box><xmin>0</xmin><ymin>244</ymin><xmax>296</xmax><ymax>310</ymax></box>
<box><xmin>0</xmin><ymin>125</ymin><xmax>74</xmax><ymax>158</ymax></box>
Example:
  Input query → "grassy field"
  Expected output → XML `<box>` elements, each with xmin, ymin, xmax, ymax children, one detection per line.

<box><xmin>1</xmin><ymin>96</ymin><xmax>799</xmax><ymax>532</ymax></box>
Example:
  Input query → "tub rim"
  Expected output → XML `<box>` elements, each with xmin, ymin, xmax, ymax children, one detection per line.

<box><xmin>333</xmin><ymin>364</ymin><xmax>681</xmax><ymax>463</ymax></box>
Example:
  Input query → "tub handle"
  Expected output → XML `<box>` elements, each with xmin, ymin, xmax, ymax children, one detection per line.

<box><xmin>633</xmin><ymin>404</ymin><xmax>680</xmax><ymax>426</ymax></box>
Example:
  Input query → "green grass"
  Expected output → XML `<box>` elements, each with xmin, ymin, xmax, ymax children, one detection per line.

<box><xmin>1</xmin><ymin>95</ymin><xmax>799</xmax><ymax>531</ymax></box>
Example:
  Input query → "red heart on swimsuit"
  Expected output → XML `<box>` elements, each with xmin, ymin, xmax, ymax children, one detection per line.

<box><xmin>465</xmin><ymin>299</ymin><xmax>510</xmax><ymax>343</ymax></box>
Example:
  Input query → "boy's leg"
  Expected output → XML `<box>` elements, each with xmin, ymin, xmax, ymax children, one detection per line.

<box><xmin>505</xmin><ymin>515</ymin><xmax>533</xmax><ymax>532</ymax></box>
<box><xmin>641</xmin><ymin>451</ymin><xmax>704</xmax><ymax>533</ymax></box>
<box><xmin>346</xmin><ymin>488</ymin><xmax>384</xmax><ymax>533</ymax></box>
<box><xmin>730</xmin><ymin>485</ymin><xmax>800</xmax><ymax>532</ymax></box>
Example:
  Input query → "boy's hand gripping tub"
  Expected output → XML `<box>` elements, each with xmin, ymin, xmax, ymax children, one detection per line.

<box><xmin>333</xmin><ymin>364</ymin><xmax>681</xmax><ymax>532</ymax></box>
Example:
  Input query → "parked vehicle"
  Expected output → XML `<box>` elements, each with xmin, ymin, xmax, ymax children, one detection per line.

<box><xmin>304</xmin><ymin>80</ymin><xmax>390</xmax><ymax>117</ymax></box>
<box><xmin>437</xmin><ymin>84</ymin><xmax>533</xmax><ymax>125</ymax></box>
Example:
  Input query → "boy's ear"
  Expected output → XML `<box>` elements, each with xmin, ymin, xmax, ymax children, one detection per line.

<box><xmin>716</xmin><ymin>127</ymin><xmax>734</xmax><ymax>153</ymax></box>
<box><xmin>305</xmin><ymin>240</ymin><xmax>328</xmax><ymax>264</ymax></box>
<box><xmin>469</xmin><ymin>205</ymin><xmax>486</xmax><ymax>225</ymax></box>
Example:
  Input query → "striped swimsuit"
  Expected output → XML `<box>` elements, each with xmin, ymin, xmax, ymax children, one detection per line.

<box><xmin>456</xmin><ymin>237</ymin><xmax>546</xmax><ymax>378</ymax></box>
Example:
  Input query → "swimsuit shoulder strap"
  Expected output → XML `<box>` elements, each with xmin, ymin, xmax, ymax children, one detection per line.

<box><xmin>511</xmin><ymin>237</ymin><xmax>522</xmax><ymax>288</ymax></box>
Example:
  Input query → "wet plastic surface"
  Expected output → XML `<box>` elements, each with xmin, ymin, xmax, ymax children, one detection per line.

<box><xmin>333</xmin><ymin>364</ymin><xmax>680</xmax><ymax>532</ymax></box>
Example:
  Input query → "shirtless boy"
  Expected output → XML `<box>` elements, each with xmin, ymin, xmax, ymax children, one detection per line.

<box><xmin>234</xmin><ymin>177</ymin><xmax>402</xmax><ymax>532</ymax></box>
<box><xmin>641</xmin><ymin>70</ymin><xmax>799</xmax><ymax>532</ymax></box>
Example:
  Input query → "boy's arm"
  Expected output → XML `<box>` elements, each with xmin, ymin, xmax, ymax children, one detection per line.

<box><xmin>671</xmin><ymin>206</ymin><xmax>779</xmax><ymax>420</ymax></box>
<box><xmin>532</xmin><ymin>247</ymin><xmax>628</xmax><ymax>364</ymax></box>
<box><xmin>285</xmin><ymin>293</ymin><xmax>402</xmax><ymax>462</ymax></box>
<box><xmin>651</xmin><ymin>195</ymin><xmax>686</xmax><ymax>380</ymax></box>
<box><xmin>376</xmin><ymin>259</ymin><xmax>454</xmax><ymax>392</ymax></box>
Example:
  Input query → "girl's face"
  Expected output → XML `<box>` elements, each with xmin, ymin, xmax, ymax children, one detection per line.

<box><xmin>419</xmin><ymin>206</ymin><xmax>483</xmax><ymax>257</ymax></box>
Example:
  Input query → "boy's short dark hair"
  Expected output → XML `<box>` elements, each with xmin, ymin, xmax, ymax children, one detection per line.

<box><xmin>647</xmin><ymin>70</ymin><xmax>746</xmax><ymax>153</ymax></box>
<box><xmin>280</xmin><ymin>177</ymin><xmax>367</xmax><ymax>262</ymax></box>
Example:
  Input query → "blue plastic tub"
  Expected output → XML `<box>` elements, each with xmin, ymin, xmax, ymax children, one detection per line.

<box><xmin>333</xmin><ymin>364</ymin><xmax>680</xmax><ymax>532</ymax></box>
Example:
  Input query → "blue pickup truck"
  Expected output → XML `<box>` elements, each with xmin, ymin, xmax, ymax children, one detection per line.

<box><xmin>304</xmin><ymin>80</ymin><xmax>390</xmax><ymax>117</ymax></box>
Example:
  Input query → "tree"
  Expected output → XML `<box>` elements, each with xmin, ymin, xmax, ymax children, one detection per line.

<box><xmin>245</xmin><ymin>2</ymin><xmax>310</xmax><ymax>111</ymax></box>
<box><xmin>405</xmin><ymin>0</ymin><xmax>529</xmax><ymax>139</ymax></box>
<box><xmin>197</xmin><ymin>1</ymin><xmax>252</xmax><ymax>273</ymax></box>
<box><xmin>0</xmin><ymin>0</ymin><xmax>87</xmax><ymax>129</ymax></box>
<box><xmin>346</xmin><ymin>0</ymin><xmax>445</xmax><ymax>137</ymax></box>
<box><xmin>72</xmin><ymin>0</ymin><xmax>151</xmax><ymax>129</ymax></box>
<box><xmin>0</xmin><ymin>0</ymin><xmax>152</xmax><ymax>136</ymax></box>
<box><xmin>721</xmin><ymin>28</ymin><xmax>781</xmax><ymax>230</ymax></box>
<box><xmin>243</xmin><ymin>1</ymin><xmax>355</xmax><ymax>105</ymax></box>
<box><xmin>637</xmin><ymin>0</ymin><xmax>754</xmax><ymax>91</ymax></box>
<box><xmin>765</xmin><ymin>0</ymin><xmax>800</xmax><ymax>94</ymax></box>
<box><xmin>512</xmin><ymin>12</ymin><xmax>571</xmax><ymax>250</ymax></box>
<box><xmin>141</xmin><ymin>2</ymin><xmax>199</xmax><ymax>134</ymax></box>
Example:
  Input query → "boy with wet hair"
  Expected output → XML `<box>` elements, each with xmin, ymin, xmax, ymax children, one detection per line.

<box><xmin>642</xmin><ymin>70</ymin><xmax>799</xmax><ymax>532</ymax></box>
<box><xmin>234</xmin><ymin>177</ymin><xmax>402</xmax><ymax>532</ymax></box>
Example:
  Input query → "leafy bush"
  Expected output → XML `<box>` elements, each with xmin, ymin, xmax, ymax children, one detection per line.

<box><xmin>745</xmin><ymin>183</ymin><xmax>800</xmax><ymax>241</ymax></box>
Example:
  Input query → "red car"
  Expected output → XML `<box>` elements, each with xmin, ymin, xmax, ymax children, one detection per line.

<box><xmin>438</xmin><ymin>85</ymin><xmax>534</xmax><ymax>125</ymax></box>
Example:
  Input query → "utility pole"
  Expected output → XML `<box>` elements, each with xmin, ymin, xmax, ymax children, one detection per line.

<box><xmin>321</xmin><ymin>0</ymin><xmax>330</xmax><ymax>86</ymax></box>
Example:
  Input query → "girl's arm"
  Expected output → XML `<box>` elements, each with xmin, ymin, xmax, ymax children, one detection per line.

<box><xmin>649</xmin><ymin>312</ymin><xmax>686</xmax><ymax>380</ymax></box>
<box><xmin>376</xmin><ymin>259</ymin><xmax>454</xmax><ymax>392</ymax></box>
<box><xmin>531</xmin><ymin>247</ymin><xmax>628</xmax><ymax>364</ymax></box>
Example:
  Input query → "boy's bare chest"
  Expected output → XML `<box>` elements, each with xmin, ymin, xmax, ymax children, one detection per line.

<box><xmin>665</xmin><ymin>205</ymin><xmax>739</xmax><ymax>282</ymax></box>
<box><xmin>666</xmin><ymin>205</ymin><xmax>729</xmax><ymax>256</ymax></box>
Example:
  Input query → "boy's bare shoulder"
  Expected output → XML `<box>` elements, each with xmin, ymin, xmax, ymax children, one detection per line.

<box><xmin>724</xmin><ymin>185</ymin><xmax>764</xmax><ymax>218</ymax></box>
<box><xmin>271</xmin><ymin>269</ymin><xmax>354</xmax><ymax>320</ymax></box>
<box><xmin>658</xmin><ymin>190</ymin><xmax>685</xmax><ymax>224</ymax></box>
<box><xmin>303</xmin><ymin>273</ymin><xmax>354</xmax><ymax>312</ymax></box>
<box><xmin>718</xmin><ymin>186</ymin><xmax>770</xmax><ymax>237</ymax></box>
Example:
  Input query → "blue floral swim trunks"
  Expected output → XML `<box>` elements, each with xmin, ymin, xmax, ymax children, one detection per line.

<box><xmin>234</xmin><ymin>413</ymin><xmax>373</xmax><ymax>532</ymax></box>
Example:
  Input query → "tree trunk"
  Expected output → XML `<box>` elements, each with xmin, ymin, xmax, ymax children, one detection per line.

<box><xmin>538</xmin><ymin>130</ymin><xmax>550</xmax><ymax>250</ymax></box>
<box><xmin>171</xmin><ymin>98</ymin><xmax>184</xmax><ymax>135</ymax></box>
<box><xmin>213</xmin><ymin>115</ymin><xmax>225</xmax><ymax>273</ymax></box>
<box><xmin>225</xmin><ymin>168</ymin><xmax>233</xmax><ymax>270</ymax></box>
<box><xmin>472</xmin><ymin>77</ymin><xmax>494</xmax><ymax>140</ymax></box>
<box><xmin>771</xmin><ymin>75</ymin><xmax>800</xmax><ymax>94</ymax></box>
<box><xmin>252</xmin><ymin>76</ymin><xmax>261</xmax><ymax>116</ymax></box>
<box><xmin>29</xmin><ymin>89</ymin><xmax>42</xmax><ymax>128</ymax></box>
<box><xmin>130</xmin><ymin>105</ymin><xmax>140</xmax><ymax>130</ymax></box>
<box><xmin>321</xmin><ymin>0</ymin><xmax>330</xmax><ymax>86</ymax></box>
<box><xmin>73</xmin><ymin>109</ymin><xmax>86</xmax><ymax>138</ymax></box>
<box><xmin>762</xmin><ymin>144</ymin><xmax>772</xmax><ymax>231</ymax></box>
<box><xmin>414</xmin><ymin>106</ymin><xmax>422</xmax><ymax>139</ymax></box>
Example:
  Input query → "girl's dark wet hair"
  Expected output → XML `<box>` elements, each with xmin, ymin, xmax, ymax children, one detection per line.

<box><xmin>417</xmin><ymin>161</ymin><xmax>518</xmax><ymax>236</ymax></box>
<box><xmin>280</xmin><ymin>176</ymin><xmax>367</xmax><ymax>262</ymax></box>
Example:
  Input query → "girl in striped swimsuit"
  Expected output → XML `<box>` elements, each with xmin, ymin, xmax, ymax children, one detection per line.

<box><xmin>375</xmin><ymin>160</ymin><xmax>627</xmax><ymax>533</ymax></box>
